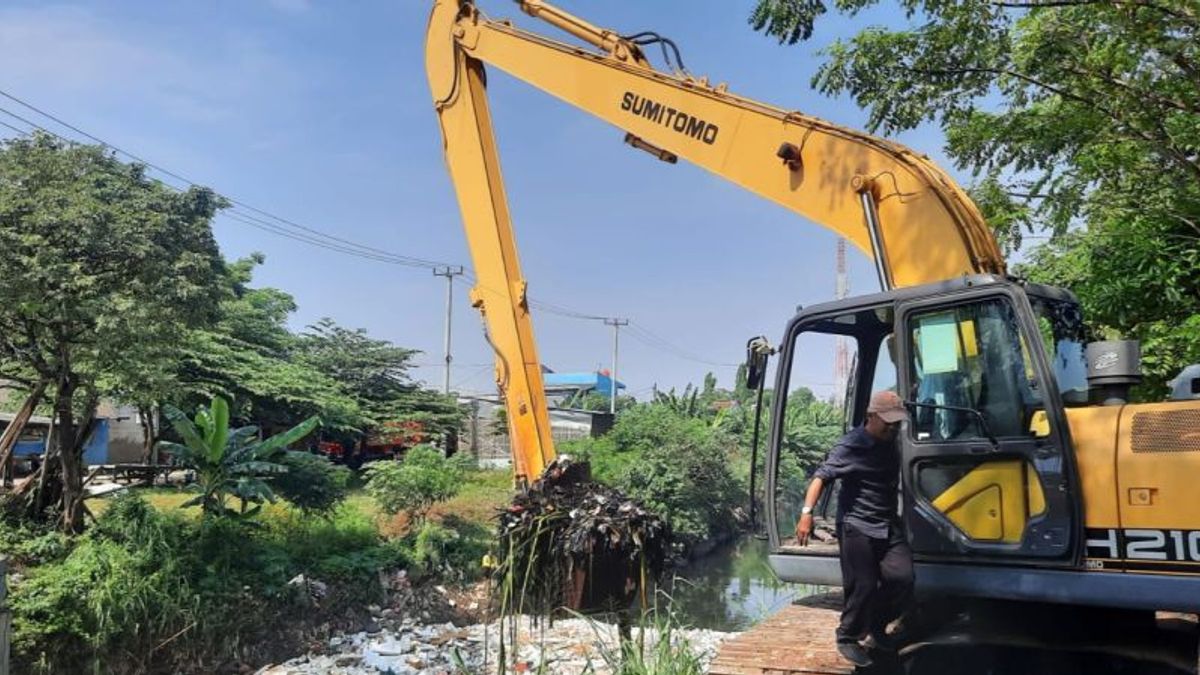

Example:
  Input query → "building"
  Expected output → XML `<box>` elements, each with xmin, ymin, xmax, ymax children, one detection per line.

<box><xmin>459</xmin><ymin>393</ymin><xmax>614</xmax><ymax>469</ymax></box>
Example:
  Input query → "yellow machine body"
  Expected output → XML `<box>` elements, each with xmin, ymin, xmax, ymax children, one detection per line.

<box><xmin>425</xmin><ymin>0</ymin><xmax>1200</xmax><ymax>591</ymax></box>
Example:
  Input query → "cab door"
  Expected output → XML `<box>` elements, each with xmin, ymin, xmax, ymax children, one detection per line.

<box><xmin>896</xmin><ymin>288</ymin><xmax>1079</xmax><ymax>563</ymax></box>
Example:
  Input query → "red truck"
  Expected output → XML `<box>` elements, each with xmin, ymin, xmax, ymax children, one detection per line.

<box><xmin>316</xmin><ymin>420</ymin><xmax>427</xmax><ymax>469</ymax></box>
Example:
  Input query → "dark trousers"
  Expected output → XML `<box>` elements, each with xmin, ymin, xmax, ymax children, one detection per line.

<box><xmin>836</xmin><ymin>522</ymin><xmax>914</xmax><ymax>643</ymax></box>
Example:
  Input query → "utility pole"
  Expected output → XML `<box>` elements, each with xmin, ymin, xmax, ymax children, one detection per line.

<box><xmin>433</xmin><ymin>266</ymin><xmax>465</xmax><ymax>395</ymax></box>
<box><xmin>603</xmin><ymin>318</ymin><xmax>629</xmax><ymax>413</ymax></box>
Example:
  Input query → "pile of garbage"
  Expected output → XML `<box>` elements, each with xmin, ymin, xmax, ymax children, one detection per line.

<box><xmin>259</xmin><ymin>616</ymin><xmax>735</xmax><ymax>675</ymax></box>
<box><xmin>496</xmin><ymin>457</ymin><xmax>670</xmax><ymax>614</ymax></box>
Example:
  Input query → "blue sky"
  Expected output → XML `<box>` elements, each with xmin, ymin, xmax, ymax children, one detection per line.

<box><xmin>0</xmin><ymin>0</ymin><xmax>970</xmax><ymax>400</ymax></box>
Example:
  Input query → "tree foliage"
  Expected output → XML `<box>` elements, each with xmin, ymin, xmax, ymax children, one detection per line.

<box><xmin>178</xmin><ymin>255</ymin><xmax>361</xmax><ymax>430</ymax></box>
<box><xmin>749</xmin><ymin>0</ymin><xmax>1200</xmax><ymax>395</ymax></box>
<box><xmin>0</xmin><ymin>133</ymin><xmax>225</xmax><ymax>530</ymax></box>
<box><xmin>178</xmin><ymin>257</ymin><xmax>462</xmax><ymax>439</ymax></box>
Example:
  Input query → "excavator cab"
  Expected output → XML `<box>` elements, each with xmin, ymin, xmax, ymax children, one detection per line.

<box><xmin>763</xmin><ymin>275</ymin><xmax>1086</xmax><ymax>597</ymax></box>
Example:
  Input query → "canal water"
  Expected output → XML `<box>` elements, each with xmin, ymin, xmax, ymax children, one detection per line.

<box><xmin>664</xmin><ymin>535</ymin><xmax>824</xmax><ymax>632</ymax></box>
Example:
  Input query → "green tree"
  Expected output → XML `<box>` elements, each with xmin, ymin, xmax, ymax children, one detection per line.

<box><xmin>178</xmin><ymin>255</ymin><xmax>361</xmax><ymax>431</ymax></box>
<box><xmin>749</xmin><ymin>0</ymin><xmax>1200</xmax><ymax>395</ymax></box>
<box><xmin>298</xmin><ymin>318</ymin><xmax>463</xmax><ymax>442</ymax></box>
<box><xmin>159</xmin><ymin>397</ymin><xmax>319</xmax><ymax>518</ymax></box>
<box><xmin>0</xmin><ymin>134</ymin><xmax>225</xmax><ymax>530</ymax></box>
<box><xmin>364</xmin><ymin>445</ymin><xmax>463</xmax><ymax>523</ymax></box>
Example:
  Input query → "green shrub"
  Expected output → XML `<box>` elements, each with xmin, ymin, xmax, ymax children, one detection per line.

<box><xmin>364</xmin><ymin>445</ymin><xmax>463</xmax><ymax>521</ymax></box>
<box><xmin>12</xmin><ymin>495</ymin><xmax>203</xmax><ymax>672</ymax></box>
<box><xmin>10</xmin><ymin>493</ymin><xmax>404</xmax><ymax>674</ymax></box>
<box><xmin>0</xmin><ymin>517</ymin><xmax>70</xmax><ymax>566</ymax></box>
<box><xmin>563</xmin><ymin>404</ymin><xmax>745</xmax><ymax>552</ymax></box>
<box><xmin>271</xmin><ymin>451</ymin><xmax>351</xmax><ymax>514</ymax></box>
<box><xmin>404</xmin><ymin>517</ymin><xmax>490</xmax><ymax>581</ymax></box>
<box><xmin>617</xmin><ymin>440</ymin><xmax>742</xmax><ymax>550</ymax></box>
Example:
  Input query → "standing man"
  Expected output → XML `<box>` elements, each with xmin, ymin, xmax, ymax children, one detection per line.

<box><xmin>796</xmin><ymin>390</ymin><xmax>914</xmax><ymax>668</ymax></box>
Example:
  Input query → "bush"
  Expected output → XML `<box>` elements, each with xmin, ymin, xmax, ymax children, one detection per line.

<box><xmin>0</xmin><ymin>517</ymin><xmax>70</xmax><ymax>567</ymax></box>
<box><xmin>403</xmin><ymin>517</ymin><xmax>490</xmax><ymax>581</ymax></box>
<box><xmin>271</xmin><ymin>451</ymin><xmax>351</xmax><ymax>515</ymax></box>
<box><xmin>364</xmin><ymin>445</ymin><xmax>463</xmax><ymax>521</ymax></box>
<box><xmin>563</xmin><ymin>404</ymin><xmax>746</xmax><ymax>553</ymax></box>
<box><xmin>12</xmin><ymin>496</ymin><xmax>203</xmax><ymax>672</ymax></box>
<box><xmin>617</xmin><ymin>440</ymin><xmax>742</xmax><ymax>551</ymax></box>
<box><xmin>10</xmin><ymin>493</ymin><xmax>403</xmax><ymax>674</ymax></box>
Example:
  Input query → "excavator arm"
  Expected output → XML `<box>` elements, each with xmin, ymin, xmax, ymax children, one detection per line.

<box><xmin>425</xmin><ymin>0</ymin><xmax>1006</xmax><ymax>483</ymax></box>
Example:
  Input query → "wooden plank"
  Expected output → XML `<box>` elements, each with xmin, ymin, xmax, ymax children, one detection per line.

<box><xmin>709</xmin><ymin>593</ymin><xmax>852</xmax><ymax>675</ymax></box>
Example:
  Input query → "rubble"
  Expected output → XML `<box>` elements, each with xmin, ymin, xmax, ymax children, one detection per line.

<box><xmin>258</xmin><ymin>616</ymin><xmax>735</xmax><ymax>675</ymax></box>
<box><xmin>496</xmin><ymin>457</ymin><xmax>670</xmax><ymax>614</ymax></box>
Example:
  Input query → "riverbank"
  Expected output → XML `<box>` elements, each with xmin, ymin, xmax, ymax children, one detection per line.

<box><xmin>259</xmin><ymin>615</ymin><xmax>735</xmax><ymax>675</ymax></box>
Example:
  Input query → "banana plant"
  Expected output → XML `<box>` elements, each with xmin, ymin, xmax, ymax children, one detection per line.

<box><xmin>158</xmin><ymin>397</ymin><xmax>319</xmax><ymax>518</ymax></box>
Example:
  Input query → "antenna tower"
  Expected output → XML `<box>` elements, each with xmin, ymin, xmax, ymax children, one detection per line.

<box><xmin>833</xmin><ymin>238</ymin><xmax>851</xmax><ymax>406</ymax></box>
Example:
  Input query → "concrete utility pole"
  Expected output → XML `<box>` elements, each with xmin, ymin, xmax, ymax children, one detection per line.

<box><xmin>603</xmin><ymin>318</ymin><xmax>629</xmax><ymax>413</ymax></box>
<box><xmin>433</xmin><ymin>266</ymin><xmax>465</xmax><ymax>395</ymax></box>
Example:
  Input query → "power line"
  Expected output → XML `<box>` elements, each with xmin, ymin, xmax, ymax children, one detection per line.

<box><xmin>0</xmin><ymin>119</ymin><xmax>28</xmax><ymax>136</ymax></box>
<box><xmin>2</xmin><ymin>89</ymin><xmax>746</xmax><ymax>374</ymax></box>
<box><xmin>625</xmin><ymin>322</ymin><xmax>739</xmax><ymax>367</ymax></box>
<box><xmin>0</xmin><ymin>91</ymin><xmax>451</xmax><ymax>270</ymax></box>
<box><xmin>0</xmin><ymin>90</ymin><xmax>641</xmax><ymax>327</ymax></box>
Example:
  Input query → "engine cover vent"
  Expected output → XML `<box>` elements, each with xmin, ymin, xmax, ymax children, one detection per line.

<box><xmin>1131</xmin><ymin>409</ymin><xmax>1200</xmax><ymax>453</ymax></box>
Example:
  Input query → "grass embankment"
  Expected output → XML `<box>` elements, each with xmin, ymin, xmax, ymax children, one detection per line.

<box><xmin>4</xmin><ymin>468</ymin><xmax>515</xmax><ymax>674</ymax></box>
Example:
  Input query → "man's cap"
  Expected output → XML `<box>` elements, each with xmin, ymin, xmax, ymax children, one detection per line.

<box><xmin>867</xmin><ymin>390</ymin><xmax>908</xmax><ymax>423</ymax></box>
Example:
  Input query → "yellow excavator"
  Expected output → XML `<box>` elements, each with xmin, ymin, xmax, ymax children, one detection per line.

<box><xmin>425</xmin><ymin>0</ymin><xmax>1200</xmax><ymax>644</ymax></box>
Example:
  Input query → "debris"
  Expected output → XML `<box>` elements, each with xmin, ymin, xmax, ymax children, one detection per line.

<box><xmin>496</xmin><ymin>456</ymin><xmax>670</xmax><ymax>614</ymax></box>
<box><xmin>269</xmin><ymin>616</ymin><xmax>735</xmax><ymax>675</ymax></box>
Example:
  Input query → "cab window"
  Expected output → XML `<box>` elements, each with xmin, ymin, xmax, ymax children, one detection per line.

<box><xmin>908</xmin><ymin>299</ymin><xmax>1041</xmax><ymax>441</ymax></box>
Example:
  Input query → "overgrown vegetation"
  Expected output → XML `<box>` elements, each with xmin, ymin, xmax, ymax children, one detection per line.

<box><xmin>7</xmin><ymin>494</ymin><xmax>402</xmax><ymax>674</ymax></box>
<box><xmin>565</xmin><ymin>371</ymin><xmax>842</xmax><ymax>554</ymax></box>
<box><xmin>3</xmin><ymin>462</ymin><xmax>504</xmax><ymax>674</ymax></box>
<box><xmin>364</xmin><ymin>445</ymin><xmax>465</xmax><ymax>522</ymax></box>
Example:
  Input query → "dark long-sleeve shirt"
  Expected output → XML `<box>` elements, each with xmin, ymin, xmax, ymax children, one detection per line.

<box><xmin>813</xmin><ymin>426</ymin><xmax>900</xmax><ymax>539</ymax></box>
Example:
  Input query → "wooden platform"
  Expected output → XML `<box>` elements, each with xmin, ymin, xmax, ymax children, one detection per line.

<box><xmin>709</xmin><ymin>592</ymin><xmax>852</xmax><ymax>675</ymax></box>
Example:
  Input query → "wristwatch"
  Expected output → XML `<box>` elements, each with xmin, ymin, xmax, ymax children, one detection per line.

<box><xmin>801</xmin><ymin>505</ymin><xmax>813</xmax><ymax>515</ymax></box>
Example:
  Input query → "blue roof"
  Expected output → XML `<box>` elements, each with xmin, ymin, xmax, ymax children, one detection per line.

<box><xmin>543</xmin><ymin>371</ymin><xmax>625</xmax><ymax>396</ymax></box>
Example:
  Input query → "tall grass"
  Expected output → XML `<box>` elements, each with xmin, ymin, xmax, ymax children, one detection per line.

<box><xmin>8</xmin><ymin>493</ymin><xmax>403</xmax><ymax>674</ymax></box>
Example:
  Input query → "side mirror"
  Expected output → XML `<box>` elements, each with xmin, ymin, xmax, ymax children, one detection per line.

<box><xmin>745</xmin><ymin>336</ymin><xmax>775</xmax><ymax>390</ymax></box>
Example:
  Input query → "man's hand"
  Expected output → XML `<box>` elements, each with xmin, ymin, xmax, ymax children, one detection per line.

<box><xmin>795</xmin><ymin>513</ymin><xmax>814</xmax><ymax>546</ymax></box>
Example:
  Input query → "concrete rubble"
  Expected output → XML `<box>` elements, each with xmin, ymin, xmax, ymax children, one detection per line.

<box><xmin>256</xmin><ymin>616</ymin><xmax>735</xmax><ymax>675</ymax></box>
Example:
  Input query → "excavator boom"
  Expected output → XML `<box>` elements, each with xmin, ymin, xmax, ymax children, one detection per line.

<box><xmin>425</xmin><ymin>0</ymin><xmax>1006</xmax><ymax>483</ymax></box>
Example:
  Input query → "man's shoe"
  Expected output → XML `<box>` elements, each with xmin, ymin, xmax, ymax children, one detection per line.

<box><xmin>836</xmin><ymin>641</ymin><xmax>873</xmax><ymax>668</ymax></box>
<box><xmin>863</xmin><ymin>631</ymin><xmax>900</xmax><ymax>652</ymax></box>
